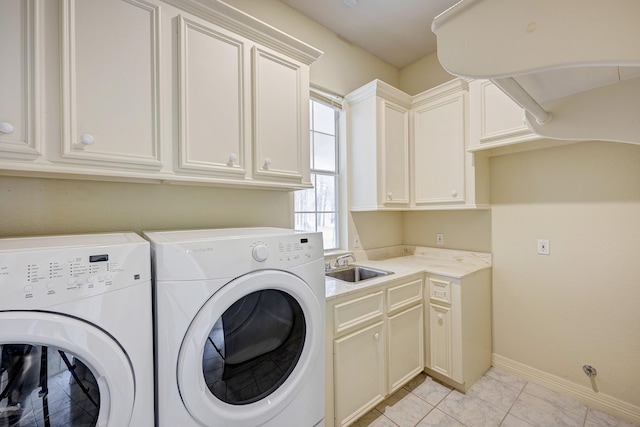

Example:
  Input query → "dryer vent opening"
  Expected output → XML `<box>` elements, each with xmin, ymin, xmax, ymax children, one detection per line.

<box><xmin>202</xmin><ymin>289</ymin><xmax>306</xmax><ymax>405</ymax></box>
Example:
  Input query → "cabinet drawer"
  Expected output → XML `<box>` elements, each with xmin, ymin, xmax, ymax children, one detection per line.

<box><xmin>428</xmin><ymin>277</ymin><xmax>451</xmax><ymax>304</ymax></box>
<box><xmin>386</xmin><ymin>278</ymin><xmax>423</xmax><ymax>313</ymax></box>
<box><xmin>333</xmin><ymin>291</ymin><xmax>384</xmax><ymax>335</ymax></box>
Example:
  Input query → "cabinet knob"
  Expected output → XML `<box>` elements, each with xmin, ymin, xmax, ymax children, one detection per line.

<box><xmin>437</xmin><ymin>313</ymin><xmax>444</xmax><ymax>321</ymax></box>
<box><xmin>227</xmin><ymin>153</ymin><xmax>238</xmax><ymax>166</ymax></box>
<box><xmin>387</xmin><ymin>192</ymin><xmax>393</xmax><ymax>200</ymax></box>
<box><xmin>80</xmin><ymin>134</ymin><xmax>95</xmax><ymax>145</ymax></box>
<box><xmin>451</xmin><ymin>190</ymin><xmax>458</xmax><ymax>198</ymax></box>
<box><xmin>262</xmin><ymin>157</ymin><xmax>272</xmax><ymax>170</ymax></box>
<box><xmin>0</xmin><ymin>122</ymin><xmax>14</xmax><ymax>134</ymax></box>
<box><xmin>374</xmin><ymin>333</ymin><xmax>380</xmax><ymax>340</ymax></box>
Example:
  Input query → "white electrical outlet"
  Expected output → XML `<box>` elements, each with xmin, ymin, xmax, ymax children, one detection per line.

<box><xmin>537</xmin><ymin>239</ymin><xmax>550</xmax><ymax>255</ymax></box>
<box><xmin>354</xmin><ymin>234</ymin><xmax>361</xmax><ymax>248</ymax></box>
<box><xmin>436</xmin><ymin>233</ymin><xmax>444</xmax><ymax>246</ymax></box>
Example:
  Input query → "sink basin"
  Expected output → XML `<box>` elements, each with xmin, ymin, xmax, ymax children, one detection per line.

<box><xmin>325</xmin><ymin>265</ymin><xmax>392</xmax><ymax>283</ymax></box>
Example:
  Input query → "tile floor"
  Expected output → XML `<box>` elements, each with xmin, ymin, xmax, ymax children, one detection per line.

<box><xmin>353</xmin><ymin>368</ymin><xmax>638</xmax><ymax>427</ymax></box>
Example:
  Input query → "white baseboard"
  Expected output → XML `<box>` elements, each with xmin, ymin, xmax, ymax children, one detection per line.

<box><xmin>492</xmin><ymin>353</ymin><xmax>640</xmax><ymax>425</ymax></box>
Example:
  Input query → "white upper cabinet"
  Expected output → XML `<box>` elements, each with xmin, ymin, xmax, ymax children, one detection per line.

<box><xmin>412</xmin><ymin>80</ymin><xmax>467</xmax><ymax>206</ymax></box>
<box><xmin>60</xmin><ymin>0</ymin><xmax>162</xmax><ymax>170</ymax></box>
<box><xmin>345</xmin><ymin>80</ymin><xmax>411</xmax><ymax>211</ymax></box>
<box><xmin>0</xmin><ymin>0</ymin><xmax>40</xmax><ymax>158</ymax></box>
<box><xmin>0</xmin><ymin>0</ymin><xmax>321</xmax><ymax>190</ymax></box>
<box><xmin>176</xmin><ymin>15</ymin><xmax>246</xmax><ymax>177</ymax></box>
<box><xmin>347</xmin><ymin>78</ymin><xmax>489</xmax><ymax>211</ymax></box>
<box><xmin>468</xmin><ymin>79</ymin><xmax>540</xmax><ymax>152</ymax></box>
<box><xmin>252</xmin><ymin>46</ymin><xmax>309</xmax><ymax>183</ymax></box>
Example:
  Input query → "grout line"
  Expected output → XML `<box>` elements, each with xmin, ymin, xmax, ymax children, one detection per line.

<box><xmin>498</xmin><ymin>380</ymin><xmax>528</xmax><ymax>427</ymax></box>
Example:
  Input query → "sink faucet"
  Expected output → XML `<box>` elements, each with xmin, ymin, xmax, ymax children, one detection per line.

<box><xmin>335</xmin><ymin>253</ymin><xmax>356</xmax><ymax>268</ymax></box>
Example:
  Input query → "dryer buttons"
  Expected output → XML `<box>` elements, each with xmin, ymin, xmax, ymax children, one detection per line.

<box><xmin>252</xmin><ymin>244</ymin><xmax>270</xmax><ymax>262</ymax></box>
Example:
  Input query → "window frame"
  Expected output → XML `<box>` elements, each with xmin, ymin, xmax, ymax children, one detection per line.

<box><xmin>294</xmin><ymin>95</ymin><xmax>344</xmax><ymax>251</ymax></box>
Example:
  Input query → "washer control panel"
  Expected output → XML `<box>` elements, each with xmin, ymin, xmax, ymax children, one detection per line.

<box><xmin>0</xmin><ymin>236</ymin><xmax>150</xmax><ymax>310</ymax></box>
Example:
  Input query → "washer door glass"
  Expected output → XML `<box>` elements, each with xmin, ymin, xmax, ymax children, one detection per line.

<box><xmin>1</xmin><ymin>344</ymin><xmax>100</xmax><ymax>426</ymax></box>
<box><xmin>0</xmin><ymin>312</ymin><xmax>136</xmax><ymax>427</ymax></box>
<box><xmin>203</xmin><ymin>289</ymin><xmax>305</xmax><ymax>405</ymax></box>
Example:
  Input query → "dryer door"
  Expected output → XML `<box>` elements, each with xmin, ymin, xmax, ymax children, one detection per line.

<box><xmin>0</xmin><ymin>312</ymin><xmax>135</xmax><ymax>426</ymax></box>
<box><xmin>178</xmin><ymin>270</ymin><xmax>322</xmax><ymax>426</ymax></box>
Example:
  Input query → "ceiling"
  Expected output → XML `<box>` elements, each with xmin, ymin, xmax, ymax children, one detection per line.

<box><xmin>277</xmin><ymin>0</ymin><xmax>460</xmax><ymax>69</ymax></box>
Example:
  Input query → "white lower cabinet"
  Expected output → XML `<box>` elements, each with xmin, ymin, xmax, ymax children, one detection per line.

<box><xmin>333</xmin><ymin>321</ymin><xmax>386</xmax><ymax>426</ymax></box>
<box><xmin>424</xmin><ymin>270</ymin><xmax>492</xmax><ymax>392</ymax></box>
<box><xmin>388</xmin><ymin>304</ymin><xmax>424</xmax><ymax>393</ymax></box>
<box><xmin>428</xmin><ymin>303</ymin><xmax>452</xmax><ymax>378</ymax></box>
<box><xmin>327</xmin><ymin>276</ymin><xmax>424</xmax><ymax>427</ymax></box>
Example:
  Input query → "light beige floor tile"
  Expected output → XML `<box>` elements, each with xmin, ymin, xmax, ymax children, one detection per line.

<box><xmin>468</xmin><ymin>374</ymin><xmax>523</xmax><ymax>411</ymax></box>
<box><xmin>416</xmin><ymin>408</ymin><xmax>464</xmax><ymax>427</ymax></box>
<box><xmin>509</xmin><ymin>392</ymin><xmax>585</xmax><ymax>427</ymax></box>
<box><xmin>404</xmin><ymin>374</ymin><xmax>452</xmax><ymax>406</ymax></box>
<box><xmin>522</xmin><ymin>382</ymin><xmax>588</xmax><ymax>418</ymax></box>
<box><xmin>352</xmin><ymin>409</ymin><xmax>399</xmax><ymax>427</ymax></box>
<box><xmin>584</xmin><ymin>407</ymin><xmax>639</xmax><ymax>427</ymax></box>
<box><xmin>485</xmin><ymin>368</ymin><xmax>527</xmax><ymax>391</ymax></box>
<box><xmin>375</xmin><ymin>388</ymin><xmax>433</xmax><ymax>427</ymax></box>
<box><xmin>500</xmin><ymin>414</ymin><xmax>536</xmax><ymax>427</ymax></box>
<box><xmin>437</xmin><ymin>390</ymin><xmax>507</xmax><ymax>427</ymax></box>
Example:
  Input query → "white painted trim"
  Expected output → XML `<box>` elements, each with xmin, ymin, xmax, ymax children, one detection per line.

<box><xmin>492</xmin><ymin>353</ymin><xmax>640</xmax><ymax>425</ymax></box>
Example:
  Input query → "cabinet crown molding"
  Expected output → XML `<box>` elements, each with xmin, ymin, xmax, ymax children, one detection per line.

<box><xmin>412</xmin><ymin>78</ymin><xmax>468</xmax><ymax>107</ymax></box>
<box><xmin>163</xmin><ymin>0</ymin><xmax>323</xmax><ymax>65</ymax></box>
<box><xmin>345</xmin><ymin>79</ymin><xmax>412</xmax><ymax>107</ymax></box>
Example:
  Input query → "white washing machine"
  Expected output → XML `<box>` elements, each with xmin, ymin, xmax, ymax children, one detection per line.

<box><xmin>0</xmin><ymin>232</ymin><xmax>155</xmax><ymax>427</ymax></box>
<box><xmin>144</xmin><ymin>228</ymin><xmax>325</xmax><ymax>427</ymax></box>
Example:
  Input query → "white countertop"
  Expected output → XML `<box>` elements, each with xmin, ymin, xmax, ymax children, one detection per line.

<box><xmin>325</xmin><ymin>246</ymin><xmax>491</xmax><ymax>300</ymax></box>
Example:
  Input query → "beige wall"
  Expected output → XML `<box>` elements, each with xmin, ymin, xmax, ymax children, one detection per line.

<box><xmin>399</xmin><ymin>52</ymin><xmax>454</xmax><ymax>96</ymax></box>
<box><xmin>224</xmin><ymin>0</ymin><xmax>399</xmax><ymax>96</ymax></box>
<box><xmin>402</xmin><ymin>210</ymin><xmax>491</xmax><ymax>252</ymax></box>
<box><xmin>0</xmin><ymin>176</ymin><xmax>292</xmax><ymax>237</ymax></box>
<box><xmin>491</xmin><ymin>141</ymin><xmax>640</xmax><ymax>407</ymax></box>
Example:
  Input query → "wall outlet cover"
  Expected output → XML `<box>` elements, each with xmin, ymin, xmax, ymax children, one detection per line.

<box><xmin>537</xmin><ymin>239</ymin><xmax>550</xmax><ymax>255</ymax></box>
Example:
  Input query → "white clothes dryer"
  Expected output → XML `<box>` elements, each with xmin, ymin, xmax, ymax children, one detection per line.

<box><xmin>144</xmin><ymin>228</ymin><xmax>325</xmax><ymax>427</ymax></box>
<box><xmin>0</xmin><ymin>233</ymin><xmax>154</xmax><ymax>427</ymax></box>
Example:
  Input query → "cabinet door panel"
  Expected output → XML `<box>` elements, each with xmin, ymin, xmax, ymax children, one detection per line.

<box><xmin>388</xmin><ymin>305</ymin><xmax>423</xmax><ymax>393</ymax></box>
<box><xmin>61</xmin><ymin>0</ymin><xmax>161</xmax><ymax>168</ymax></box>
<box><xmin>0</xmin><ymin>0</ymin><xmax>40</xmax><ymax>157</ymax></box>
<box><xmin>252</xmin><ymin>46</ymin><xmax>304</xmax><ymax>180</ymax></box>
<box><xmin>334</xmin><ymin>321</ymin><xmax>385</xmax><ymax>427</ymax></box>
<box><xmin>382</xmin><ymin>101</ymin><xmax>409</xmax><ymax>205</ymax></box>
<box><xmin>413</xmin><ymin>94</ymin><xmax>466</xmax><ymax>205</ymax></box>
<box><xmin>177</xmin><ymin>16</ymin><xmax>245</xmax><ymax>176</ymax></box>
<box><xmin>429</xmin><ymin>303</ymin><xmax>452</xmax><ymax>378</ymax></box>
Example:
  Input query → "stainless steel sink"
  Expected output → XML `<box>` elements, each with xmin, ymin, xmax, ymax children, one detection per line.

<box><xmin>325</xmin><ymin>265</ymin><xmax>392</xmax><ymax>283</ymax></box>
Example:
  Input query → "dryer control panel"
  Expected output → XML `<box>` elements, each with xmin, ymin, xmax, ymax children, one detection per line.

<box><xmin>0</xmin><ymin>233</ymin><xmax>150</xmax><ymax>310</ymax></box>
<box><xmin>148</xmin><ymin>229</ymin><xmax>324</xmax><ymax>281</ymax></box>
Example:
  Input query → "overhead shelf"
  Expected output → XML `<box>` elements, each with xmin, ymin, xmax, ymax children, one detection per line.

<box><xmin>432</xmin><ymin>0</ymin><xmax>640</xmax><ymax>145</ymax></box>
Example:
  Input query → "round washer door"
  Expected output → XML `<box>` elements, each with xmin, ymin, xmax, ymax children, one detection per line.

<box><xmin>0</xmin><ymin>311</ymin><xmax>135</xmax><ymax>426</ymax></box>
<box><xmin>178</xmin><ymin>270</ymin><xmax>322</xmax><ymax>426</ymax></box>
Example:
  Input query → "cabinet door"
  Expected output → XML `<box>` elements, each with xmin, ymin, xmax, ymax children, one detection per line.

<box><xmin>469</xmin><ymin>79</ymin><xmax>538</xmax><ymax>147</ymax></box>
<box><xmin>334</xmin><ymin>321</ymin><xmax>385</xmax><ymax>427</ymax></box>
<box><xmin>252</xmin><ymin>46</ymin><xmax>308</xmax><ymax>182</ymax></box>
<box><xmin>60</xmin><ymin>0</ymin><xmax>161</xmax><ymax>169</ymax></box>
<box><xmin>388</xmin><ymin>304</ymin><xmax>423</xmax><ymax>393</ymax></box>
<box><xmin>413</xmin><ymin>92</ymin><xmax>466</xmax><ymax>205</ymax></box>
<box><xmin>0</xmin><ymin>0</ymin><xmax>40</xmax><ymax>157</ymax></box>
<box><xmin>176</xmin><ymin>16</ymin><xmax>246</xmax><ymax>177</ymax></box>
<box><xmin>429</xmin><ymin>303</ymin><xmax>452</xmax><ymax>379</ymax></box>
<box><xmin>381</xmin><ymin>100</ymin><xmax>409</xmax><ymax>206</ymax></box>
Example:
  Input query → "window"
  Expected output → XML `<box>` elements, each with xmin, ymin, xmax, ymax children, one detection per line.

<box><xmin>294</xmin><ymin>99</ymin><xmax>340</xmax><ymax>250</ymax></box>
